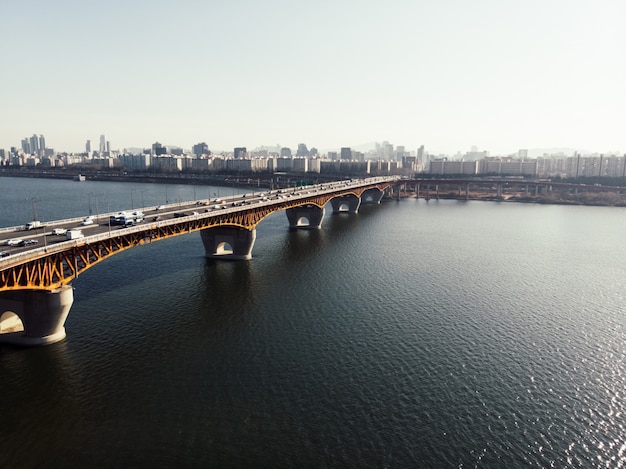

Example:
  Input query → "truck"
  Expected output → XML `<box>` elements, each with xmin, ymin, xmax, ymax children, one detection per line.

<box><xmin>66</xmin><ymin>230</ymin><xmax>84</xmax><ymax>240</ymax></box>
<box><xmin>25</xmin><ymin>220</ymin><xmax>43</xmax><ymax>230</ymax></box>
<box><xmin>110</xmin><ymin>211</ymin><xmax>144</xmax><ymax>226</ymax></box>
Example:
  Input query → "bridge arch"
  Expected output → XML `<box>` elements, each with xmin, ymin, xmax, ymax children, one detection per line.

<box><xmin>330</xmin><ymin>194</ymin><xmax>361</xmax><ymax>214</ymax></box>
<box><xmin>0</xmin><ymin>311</ymin><xmax>24</xmax><ymax>334</ymax></box>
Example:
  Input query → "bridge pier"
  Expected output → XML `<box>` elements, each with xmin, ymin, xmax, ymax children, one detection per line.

<box><xmin>0</xmin><ymin>285</ymin><xmax>73</xmax><ymax>346</ymax></box>
<box><xmin>361</xmin><ymin>188</ymin><xmax>384</xmax><ymax>204</ymax></box>
<box><xmin>286</xmin><ymin>205</ymin><xmax>325</xmax><ymax>229</ymax></box>
<box><xmin>331</xmin><ymin>195</ymin><xmax>361</xmax><ymax>214</ymax></box>
<box><xmin>201</xmin><ymin>227</ymin><xmax>256</xmax><ymax>260</ymax></box>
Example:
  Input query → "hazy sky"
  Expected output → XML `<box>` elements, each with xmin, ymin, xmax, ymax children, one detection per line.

<box><xmin>2</xmin><ymin>0</ymin><xmax>625</xmax><ymax>155</ymax></box>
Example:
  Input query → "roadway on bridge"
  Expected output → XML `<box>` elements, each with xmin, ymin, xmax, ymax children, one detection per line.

<box><xmin>0</xmin><ymin>178</ymin><xmax>390</xmax><ymax>259</ymax></box>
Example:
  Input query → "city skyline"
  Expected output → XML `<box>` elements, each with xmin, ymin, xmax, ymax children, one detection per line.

<box><xmin>2</xmin><ymin>0</ymin><xmax>625</xmax><ymax>155</ymax></box>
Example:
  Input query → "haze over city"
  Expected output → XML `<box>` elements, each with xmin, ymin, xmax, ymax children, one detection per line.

<box><xmin>2</xmin><ymin>0</ymin><xmax>625</xmax><ymax>155</ymax></box>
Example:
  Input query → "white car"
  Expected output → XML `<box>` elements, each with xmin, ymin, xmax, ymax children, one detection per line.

<box><xmin>81</xmin><ymin>219</ymin><xmax>94</xmax><ymax>226</ymax></box>
<box><xmin>4</xmin><ymin>239</ymin><xmax>21</xmax><ymax>246</ymax></box>
<box><xmin>51</xmin><ymin>228</ymin><xmax>67</xmax><ymax>235</ymax></box>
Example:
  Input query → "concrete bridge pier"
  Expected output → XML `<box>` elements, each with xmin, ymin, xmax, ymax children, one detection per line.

<box><xmin>201</xmin><ymin>227</ymin><xmax>256</xmax><ymax>260</ymax></box>
<box><xmin>330</xmin><ymin>195</ymin><xmax>361</xmax><ymax>214</ymax></box>
<box><xmin>286</xmin><ymin>205</ymin><xmax>325</xmax><ymax>229</ymax></box>
<box><xmin>360</xmin><ymin>188</ymin><xmax>384</xmax><ymax>204</ymax></box>
<box><xmin>0</xmin><ymin>285</ymin><xmax>74</xmax><ymax>346</ymax></box>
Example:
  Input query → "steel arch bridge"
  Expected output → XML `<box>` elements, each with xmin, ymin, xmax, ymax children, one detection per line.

<box><xmin>0</xmin><ymin>179</ymin><xmax>395</xmax><ymax>292</ymax></box>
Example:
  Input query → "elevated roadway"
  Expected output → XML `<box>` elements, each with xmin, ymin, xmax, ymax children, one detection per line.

<box><xmin>0</xmin><ymin>176</ymin><xmax>397</xmax><ymax>346</ymax></box>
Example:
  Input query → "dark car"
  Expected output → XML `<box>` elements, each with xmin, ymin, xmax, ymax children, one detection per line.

<box><xmin>0</xmin><ymin>251</ymin><xmax>10</xmax><ymax>258</ymax></box>
<box><xmin>19</xmin><ymin>239</ymin><xmax>38</xmax><ymax>246</ymax></box>
<box><xmin>173</xmin><ymin>212</ymin><xmax>189</xmax><ymax>218</ymax></box>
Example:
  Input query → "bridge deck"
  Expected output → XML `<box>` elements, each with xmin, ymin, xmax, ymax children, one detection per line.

<box><xmin>0</xmin><ymin>177</ymin><xmax>396</xmax><ymax>291</ymax></box>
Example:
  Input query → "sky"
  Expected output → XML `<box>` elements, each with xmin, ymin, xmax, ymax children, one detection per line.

<box><xmin>1</xmin><ymin>0</ymin><xmax>625</xmax><ymax>156</ymax></box>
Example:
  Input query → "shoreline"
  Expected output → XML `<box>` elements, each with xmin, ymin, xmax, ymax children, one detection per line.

<box><xmin>2</xmin><ymin>169</ymin><xmax>625</xmax><ymax>207</ymax></box>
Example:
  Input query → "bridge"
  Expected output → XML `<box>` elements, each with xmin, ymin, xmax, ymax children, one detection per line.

<box><xmin>0</xmin><ymin>176</ymin><xmax>397</xmax><ymax>346</ymax></box>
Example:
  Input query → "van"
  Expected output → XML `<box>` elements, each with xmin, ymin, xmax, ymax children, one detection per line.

<box><xmin>66</xmin><ymin>230</ymin><xmax>84</xmax><ymax>240</ymax></box>
<box><xmin>26</xmin><ymin>221</ymin><xmax>43</xmax><ymax>230</ymax></box>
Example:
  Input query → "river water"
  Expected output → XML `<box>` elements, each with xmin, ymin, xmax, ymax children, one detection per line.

<box><xmin>1</xmin><ymin>176</ymin><xmax>625</xmax><ymax>468</ymax></box>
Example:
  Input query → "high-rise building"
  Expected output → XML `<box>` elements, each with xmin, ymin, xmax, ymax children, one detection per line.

<box><xmin>99</xmin><ymin>135</ymin><xmax>106</xmax><ymax>153</ymax></box>
<box><xmin>152</xmin><ymin>142</ymin><xmax>166</xmax><ymax>155</ymax></box>
<box><xmin>86</xmin><ymin>140</ymin><xmax>91</xmax><ymax>153</ymax></box>
<box><xmin>296</xmin><ymin>143</ymin><xmax>309</xmax><ymax>157</ymax></box>
<box><xmin>340</xmin><ymin>147</ymin><xmax>352</xmax><ymax>160</ymax></box>
<box><xmin>417</xmin><ymin>145</ymin><xmax>425</xmax><ymax>163</ymax></box>
<box><xmin>38</xmin><ymin>135</ymin><xmax>45</xmax><ymax>155</ymax></box>
<box><xmin>21</xmin><ymin>138</ymin><xmax>30</xmax><ymax>154</ymax></box>
<box><xmin>29</xmin><ymin>135</ymin><xmax>39</xmax><ymax>155</ymax></box>
<box><xmin>192</xmin><ymin>142</ymin><xmax>209</xmax><ymax>157</ymax></box>
<box><xmin>234</xmin><ymin>147</ymin><xmax>247</xmax><ymax>159</ymax></box>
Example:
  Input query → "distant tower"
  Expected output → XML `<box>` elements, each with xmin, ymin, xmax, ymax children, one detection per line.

<box><xmin>234</xmin><ymin>147</ymin><xmax>247</xmax><ymax>159</ymax></box>
<box><xmin>99</xmin><ymin>135</ymin><xmax>106</xmax><ymax>153</ymax></box>
<box><xmin>106</xmin><ymin>141</ymin><xmax>110</xmax><ymax>153</ymax></box>
<box><xmin>29</xmin><ymin>134</ymin><xmax>39</xmax><ymax>155</ymax></box>
<box><xmin>85</xmin><ymin>140</ymin><xmax>91</xmax><ymax>153</ymax></box>
<box><xmin>296</xmin><ymin>143</ymin><xmax>309</xmax><ymax>157</ymax></box>
<box><xmin>38</xmin><ymin>135</ymin><xmax>46</xmax><ymax>155</ymax></box>
<box><xmin>192</xmin><ymin>142</ymin><xmax>209</xmax><ymax>157</ymax></box>
<box><xmin>417</xmin><ymin>145</ymin><xmax>425</xmax><ymax>163</ymax></box>
<box><xmin>340</xmin><ymin>147</ymin><xmax>352</xmax><ymax>160</ymax></box>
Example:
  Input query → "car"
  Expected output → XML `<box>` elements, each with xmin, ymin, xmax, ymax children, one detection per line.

<box><xmin>156</xmin><ymin>205</ymin><xmax>165</xmax><ymax>211</ymax></box>
<box><xmin>0</xmin><ymin>251</ymin><xmax>10</xmax><ymax>258</ymax></box>
<box><xmin>153</xmin><ymin>216</ymin><xmax>162</xmax><ymax>222</ymax></box>
<box><xmin>173</xmin><ymin>212</ymin><xmax>189</xmax><ymax>218</ymax></box>
<box><xmin>4</xmin><ymin>239</ymin><xmax>21</xmax><ymax>246</ymax></box>
<box><xmin>18</xmin><ymin>239</ymin><xmax>38</xmax><ymax>246</ymax></box>
<box><xmin>81</xmin><ymin>219</ymin><xmax>94</xmax><ymax>226</ymax></box>
<box><xmin>51</xmin><ymin>228</ymin><xmax>67</xmax><ymax>236</ymax></box>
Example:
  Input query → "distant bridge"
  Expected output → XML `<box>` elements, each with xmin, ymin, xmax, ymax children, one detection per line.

<box><xmin>0</xmin><ymin>176</ymin><xmax>397</xmax><ymax>346</ymax></box>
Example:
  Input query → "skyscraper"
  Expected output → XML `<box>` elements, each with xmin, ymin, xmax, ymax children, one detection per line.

<box><xmin>99</xmin><ymin>135</ymin><xmax>106</xmax><ymax>153</ymax></box>
<box><xmin>29</xmin><ymin>134</ymin><xmax>39</xmax><ymax>156</ymax></box>
<box><xmin>86</xmin><ymin>140</ymin><xmax>91</xmax><ymax>153</ymax></box>
<box><xmin>234</xmin><ymin>147</ymin><xmax>247</xmax><ymax>159</ymax></box>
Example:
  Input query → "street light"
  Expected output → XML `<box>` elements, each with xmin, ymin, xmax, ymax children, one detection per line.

<box><xmin>88</xmin><ymin>192</ymin><xmax>94</xmax><ymax>216</ymax></box>
<box><xmin>93</xmin><ymin>193</ymin><xmax>104</xmax><ymax>224</ymax></box>
<box><xmin>131</xmin><ymin>188</ymin><xmax>136</xmax><ymax>210</ymax></box>
<box><xmin>140</xmin><ymin>189</ymin><xmax>148</xmax><ymax>209</ymax></box>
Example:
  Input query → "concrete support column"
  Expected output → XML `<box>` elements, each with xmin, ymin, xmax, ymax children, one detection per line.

<box><xmin>465</xmin><ymin>183</ymin><xmax>470</xmax><ymax>200</ymax></box>
<box><xmin>330</xmin><ymin>195</ymin><xmax>361</xmax><ymax>214</ymax></box>
<box><xmin>361</xmin><ymin>188</ymin><xmax>384</xmax><ymax>205</ymax></box>
<box><xmin>0</xmin><ymin>285</ymin><xmax>74</xmax><ymax>346</ymax></box>
<box><xmin>497</xmin><ymin>184</ymin><xmax>502</xmax><ymax>198</ymax></box>
<box><xmin>286</xmin><ymin>205</ymin><xmax>325</xmax><ymax>229</ymax></box>
<box><xmin>201</xmin><ymin>227</ymin><xmax>256</xmax><ymax>260</ymax></box>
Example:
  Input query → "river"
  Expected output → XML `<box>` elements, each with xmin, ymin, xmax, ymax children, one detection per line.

<box><xmin>1</xmin><ymin>176</ymin><xmax>625</xmax><ymax>468</ymax></box>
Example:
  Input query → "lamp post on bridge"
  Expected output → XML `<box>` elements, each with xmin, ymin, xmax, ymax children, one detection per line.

<box><xmin>140</xmin><ymin>190</ymin><xmax>148</xmax><ymax>209</ymax></box>
<box><xmin>131</xmin><ymin>188</ymin><xmax>136</xmax><ymax>210</ymax></box>
<box><xmin>92</xmin><ymin>193</ymin><xmax>104</xmax><ymax>224</ymax></box>
<box><xmin>31</xmin><ymin>198</ymin><xmax>47</xmax><ymax>250</ymax></box>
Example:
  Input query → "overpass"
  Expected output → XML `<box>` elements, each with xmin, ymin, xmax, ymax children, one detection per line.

<box><xmin>0</xmin><ymin>176</ymin><xmax>397</xmax><ymax>346</ymax></box>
